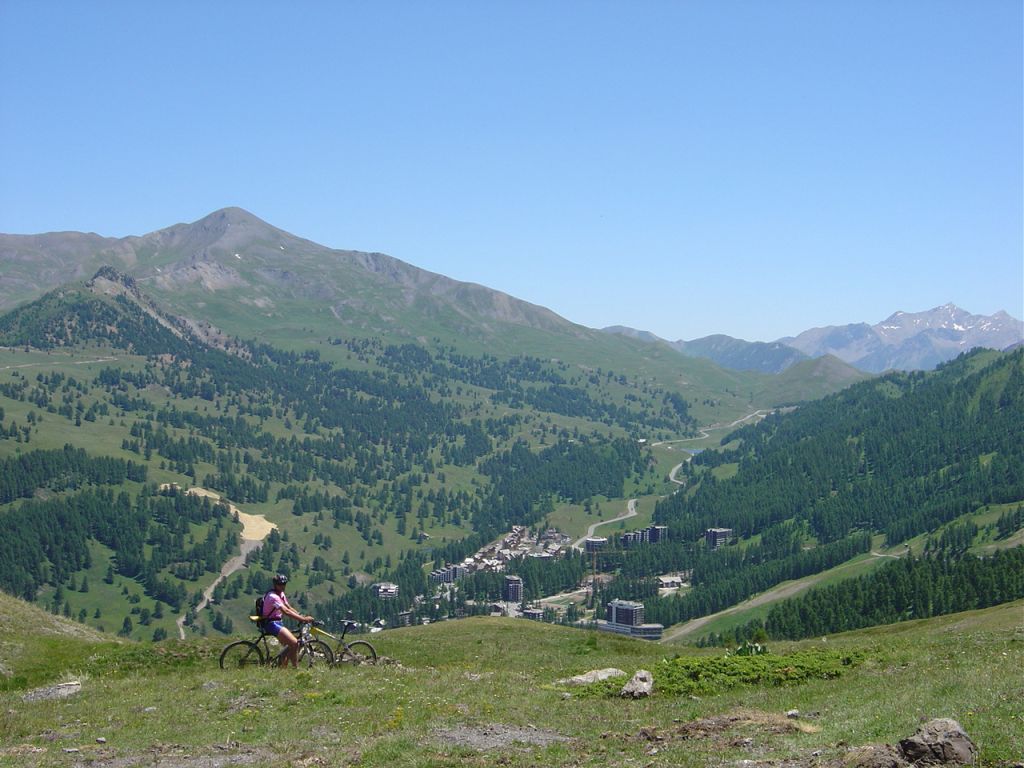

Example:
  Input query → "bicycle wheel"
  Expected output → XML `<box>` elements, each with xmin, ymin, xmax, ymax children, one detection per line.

<box><xmin>220</xmin><ymin>640</ymin><xmax>264</xmax><ymax>669</ymax></box>
<box><xmin>336</xmin><ymin>640</ymin><xmax>376</xmax><ymax>665</ymax></box>
<box><xmin>298</xmin><ymin>639</ymin><xmax>334</xmax><ymax>668</ymax></box>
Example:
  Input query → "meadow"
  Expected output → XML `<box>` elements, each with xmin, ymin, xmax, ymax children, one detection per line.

<box><xmin>2</xmin><ymin>591</ymin><xmax>1021</xmax><ymax>767</ymax></box>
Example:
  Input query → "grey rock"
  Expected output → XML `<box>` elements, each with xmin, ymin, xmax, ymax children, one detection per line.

<box><xmin>557</xmin><ymin>668</ymin><xmax>626</xmax><ymax>686</ymax></box>
<box><xmin>898</xmin><ymin>718</ymin><xmax>976</xmax><ymax>765</ymax></box>
<box><xmin>620</xmin><ymin>669</ymin><xmax>654</xmax><ymax>699</ymax></box>
<box><xmin>22</xmin><ymin>681</ymin><xmax>82</xmax><ymax>702</ymax></box>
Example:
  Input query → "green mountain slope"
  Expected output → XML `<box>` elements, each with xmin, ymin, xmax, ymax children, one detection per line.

<box><xmin>659</xmin><ymin>348</ymin><xmax>1024</xmax><ymax>543</ymax></box>
<box><xmin>751</xmin><ymin>353</ymin><xmax>872</xmax><ymax>404</ymax></box>
<box><xmin>624</xmin><ymin>348</ymin><xmax>1024</xmax><ymax>629</ymax></box>
<box><xmin>0</xmin><ymin>208</ymin><xmax>867</xmax><ymax>422</ymax></box>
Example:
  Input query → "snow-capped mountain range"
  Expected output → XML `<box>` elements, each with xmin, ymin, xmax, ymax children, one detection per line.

<box><xmin>606</xmin><ymin>304</ymin><xmax>1023</xmax><ymax>374</ymax></box>
<box><xmin>781</xmin><ymin>304</ymin><xmax>1023</xmax><ymax>373</ymax></box>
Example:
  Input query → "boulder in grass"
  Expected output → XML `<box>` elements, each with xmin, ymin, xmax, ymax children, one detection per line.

<box><xmin>22</xmin><ymin>681</ymin><xmax>82</xmax><ymax>703</ymax></box>
<box><xmin>557</xmin><ymin>668</ymin><xmax>627</xmax><ymax>686</ymax></box>
<box><xmin>620</xmin><ymin>669</ymin><xmax>654</xmax><ymax>699</ymax></box>
<box><xmin>898</xmin><ymin>718</ymin><xmax>976</xmax><ymax>766</ymax></box>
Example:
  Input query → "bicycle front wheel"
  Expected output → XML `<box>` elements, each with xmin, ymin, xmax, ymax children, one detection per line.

<box><xmin>220</xmin><ymin>640</ymin><xmax>264</xmax><ymax>670</ymax></box>
<box><xmin>336</xmin><ymin>640</ymin><xmax>376</xmax><ymax>665</ymax></box>
<box><xmin>298</xmin><ymin>639</ymin><xmax>334</xmax><ymax>668</ymax></box>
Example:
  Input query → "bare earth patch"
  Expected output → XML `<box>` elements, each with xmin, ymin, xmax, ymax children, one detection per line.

<box><xmin>157</xmin><ymin>485</ymin><xmax>277</xmax><ymax>540</ymax></box>
<box><xmin>618</xmin><ymin>708</ymin><xmax>819</xmax><ymax>747</ymax></box>
<box><xmin>62</xmin><ymin>743</ymin><xmax>277</xmax><ymax>768</ymax></box>
<box><xmin>607</xmin><ymin>709</ymin><xmax>826</xmax><ymax>766</ymax></box>
<box><xmin>185</xmin><ymin>487</ymin><xmax>277</xmax><ymax>539</ymax></box>
<box><xmin>434</xmin><ymin>724</ymin><xmax>570</xmax><ymax>751</ymax></box>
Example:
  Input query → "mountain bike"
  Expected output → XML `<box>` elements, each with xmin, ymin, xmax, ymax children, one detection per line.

<box><xmin>219</xmin><ymin>619</ymin><xmax>334</xmax><ymax>669</ymax></box>
<box><xmin>311</xmin><ymin>613</ymin><xmax>377</xmax><ymax>665</ymax></box>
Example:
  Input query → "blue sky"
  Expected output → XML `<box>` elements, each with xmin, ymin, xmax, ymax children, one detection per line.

<box><xmin>1</xmin><ymin>2</ymin><xmax>1021</xmax><ymax>341</ymax></box>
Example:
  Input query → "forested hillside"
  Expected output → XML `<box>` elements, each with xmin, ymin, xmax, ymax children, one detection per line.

<box><xmin>656</xmin><ymin>348</ymin><xmax>1024</xmax><ymax>544</ymax></box>
<box><xmin>1</xmin><ymin>270</ymin><xmax>1021</xmax><ymax>645</ymax></box>
<box><xmin>718</xmin><ymin>546</ymin><xmax>1024</xmax><ymax>644</ymax></box>
<box><xmin>621</xmin><ymin>348</ymin><xmax>1024</xmax><ymax>635</ymax></box>
<box><xmin>0</xmin><ymin>273</ymin><xmax>690</xmax><ymax>638</ymax></box>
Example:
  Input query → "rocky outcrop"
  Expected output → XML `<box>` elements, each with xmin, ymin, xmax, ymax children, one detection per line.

<box><xmin>557</xmin><ymin>668</ymin><xmax>626</xmax><ymax>686</ymax></box>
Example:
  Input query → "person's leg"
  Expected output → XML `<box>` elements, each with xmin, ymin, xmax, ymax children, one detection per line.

<box><xmin>276</xmin><ymin>626</ymin><xmax>299</xmax><ymax>668</ymax></box>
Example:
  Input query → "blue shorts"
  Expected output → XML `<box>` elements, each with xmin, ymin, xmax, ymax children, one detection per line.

<box><xmin>264</xmin><ymin>620</ymin><xmax>285</xmax><ymax>636</ymax></box>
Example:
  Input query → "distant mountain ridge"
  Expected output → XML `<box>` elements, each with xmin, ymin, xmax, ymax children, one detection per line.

<box><xmin>0</xmin><ymin>208</ymin><xmax>876</xmax><ymax>411</ymax></box>
<box><xmin>780</xmin><ymin>304</ymin><xmax>1023</xmax><ymax>372</ymax></box>
<box><xmin>0</xmin><ymin>207</ymin><xmax>580</xmax><ymax>347</ymax></box>
<box><xmin>605</xmin><ymin>304</ymin><xmax>1023</xmax><ymax>374</ymax></box>
<box><xmin>6</xmin><ymin>207</ymin><xmax>1008</xmax><ymax>377</ymax></box>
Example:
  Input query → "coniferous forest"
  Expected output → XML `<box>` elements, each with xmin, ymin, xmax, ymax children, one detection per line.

<box><xmin>655</xmin><ymin>350</ymin><xmax>1024</xmax><ymax>546</ymax></box>
<box><xmin>0</xmin><ymin>274</ymin><xmax>1021</xmax><ymax>642</ymax></box>
<box><xmin>711</xmin><ymin>546</ymin><xmax>1024</xmax><ymax>645</ymax></box>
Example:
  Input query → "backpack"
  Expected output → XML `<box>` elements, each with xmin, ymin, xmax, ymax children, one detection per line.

<box><xmin>256</xmin><ymin>590</ymin><xmax>277</xmax><ymax>623</ymax></box>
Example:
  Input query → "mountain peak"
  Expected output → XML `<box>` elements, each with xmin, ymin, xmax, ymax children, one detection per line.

<box><xmin>195</xmin><ymin>206</ymin><xmax>269</xmax><ymax>229</ymax></box>
<box><xmin>136</xmin><ymin>207</ymin><xmax>302</xmax><ymax>265</ymax></box>
<box><xmin>174</xmin><ymin>206</ymin><xmax>280</xmax><ymax>242</ymax></box>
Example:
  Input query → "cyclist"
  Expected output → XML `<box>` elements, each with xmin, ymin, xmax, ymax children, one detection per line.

<box><xmin>260</xmin><ymin>573</ymin><xmax>314</xmax><ymax>669</ymax></box>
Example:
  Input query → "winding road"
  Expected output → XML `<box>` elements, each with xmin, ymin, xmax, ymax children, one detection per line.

<box><xmin>651</xmin><ymin>409</ymin><xmax>771</xmax><ymax>449</ymax></box>
<box><xmin>566</xmin><ymin>411</ymin><xmax>770</xmax><ymax>553</ymax></box>
<box><xmin>572</xmin><ymin>498</ymin><xmax>638</xmax><ymax>550</ymax></box>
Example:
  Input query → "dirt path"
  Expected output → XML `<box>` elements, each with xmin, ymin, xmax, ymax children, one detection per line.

<box><xmin>0</xmin><ymin>355</ymin><xmax>118</xmax><ymax>371</ymax></box>
<box><xmin>572</xmin><ymin>498</ymin><xmax>637</xmax><ymax>550</ymax></box>
<box><xmin>172</xmin><ymin>487</ymin><xmax>277</xmax><ymax>640</ymax></box>
<box><xmin>181</xmin><ymin>487</ymin><xmax>277</xmax><ymax>539</ymax></box>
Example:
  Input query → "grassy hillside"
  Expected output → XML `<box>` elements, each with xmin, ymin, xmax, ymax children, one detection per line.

<box><xmin>1</xmin><ymin>590</ymin><xmax>1021</xmax><ymax>767</ymax></box>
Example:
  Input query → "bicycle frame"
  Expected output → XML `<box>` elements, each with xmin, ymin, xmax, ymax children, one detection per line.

<box><xmin>252</xmin><ymin>626</ymin><xmax>295</xmax><ymax>665</ymax></box>
<box><xmin>310</xmin><ymin>624</ymin><xmax>340</xmax><ymax>644</ymax></box>
<box><xmin>220</xmin><ymin>618</ymin><xmax>332</xmax><ymax>669</ymax></box>
<box><xmin>309</xmin><ymin>619</ymin><xmax>376</xmax><ymax>665</ymax></box>
<box><xmin>310</xmin><ymin>619</ymin><xmax>358</xmax><ymax>648</ymax></box>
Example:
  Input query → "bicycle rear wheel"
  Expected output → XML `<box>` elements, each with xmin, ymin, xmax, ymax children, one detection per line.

<box><xmin>336</xmin><ymin>640</ymin><xmax>376</xmax><ymax>665</ymax></box>
<box><xmin>220</xmin><ymin>640</ymin><xmax>264</xmax><ymax>669</ymax></box>
<box><xmin>298</xmin><ymin>639</ymin><xmax>334</xmax><ymax>668</ymax></box>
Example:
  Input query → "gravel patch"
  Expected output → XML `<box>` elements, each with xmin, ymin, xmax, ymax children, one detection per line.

<box><xmin>434</xmin><ymin>723</ymin><xmax>570</xmax><ymax>751</ymax></box>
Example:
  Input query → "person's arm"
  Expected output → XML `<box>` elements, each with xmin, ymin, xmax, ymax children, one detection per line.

<box><xmin>280</xmin><ymin>601</ymin><xmax>313</xmax><ymax>624</ymax></box>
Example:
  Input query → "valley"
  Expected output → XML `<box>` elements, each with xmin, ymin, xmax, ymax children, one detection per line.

<box><xmin>0</xmin><ymin>212</ymin><xmax>1019</xmax><ymax>767</ymax></box>
<box><xmin>3</xmin><ymin>3</ymin><xmax>1021</xmax><ymax>762</ymax></box>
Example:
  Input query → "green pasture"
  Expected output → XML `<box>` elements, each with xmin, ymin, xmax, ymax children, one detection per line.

<box><xmin>1</xmin><ymin>593</ymin><xmax>1021</xmax><ymax>767</ymax></box>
